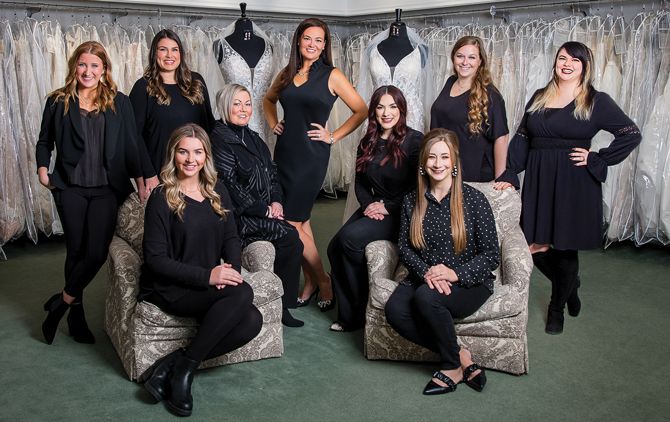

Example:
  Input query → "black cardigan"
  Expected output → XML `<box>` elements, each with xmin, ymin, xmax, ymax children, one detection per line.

<box><xmin>210</xmin><ymin>120</ymin><xmax>291</xmax><ymax>246</ymax></box>
<box><xmin>35</xmin><ymin>93</ymin><xmax>146</xmax><ymax>200</ymax></box>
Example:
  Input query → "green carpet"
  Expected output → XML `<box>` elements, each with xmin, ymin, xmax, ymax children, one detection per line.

<box><xmin>1</xmin><ymin>196</ymin><xmax>669</xmax><ymax>421</ymax></box>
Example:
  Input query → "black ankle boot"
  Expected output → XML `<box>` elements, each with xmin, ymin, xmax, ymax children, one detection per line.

<box><xmin>143</xmin><ymin>349</ymin><xmax>182</xmax><ymax>403</ymax></box>
<box><xmin>545</xmin><ymin>308</ymin><xmax>564</xmax><ymax>335</ymax></box>
<box><xmin>42</xmin><ymin>293</ymin><xmax>69</xmax><ymax>344</ymax></box>
<box><xmin>567</xmin><ymin>276</ymin><xmax>581</xmax><ymax>317</ymax></box>
<box><xmin>67</xmin><ymin>302</ymin><xmax>96</xmax><ymax>344</ymax></box>
<box><xmin>282</xmin><ymin>308</ymin><xmax>304</xmax><ymax>327</ymax></box>
<box><xmin>166</xmin><ymin>353</ymin><xmax>199</xmax><ymax>417</ymax></box>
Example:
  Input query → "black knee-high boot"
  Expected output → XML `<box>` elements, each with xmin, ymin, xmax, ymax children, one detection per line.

<box><xmin>166</xmin><ymin>353</ymin><xmax>199</xmax><ymax>417</ymax></box>
<box><xmin>545</xmin><ymin>249</ymin><xmax>580</xmax><ymax>334</ymax></box>
<box><xmin>67</xmin><ymin>300</ymin><xmax>96</xmax><ymax>344</ymax></box>
<box><xmin>42</xmin><ymin>293</ymin><xmax>70</xmax><ymax>344</ymax></box>
<box><xmin>532</xmin><ymin>251</ymin><xmax>564</xmax><ymax>334</ymax></box>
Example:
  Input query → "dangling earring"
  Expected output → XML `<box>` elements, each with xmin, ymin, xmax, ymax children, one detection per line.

<box><xmin>452</xmin><ymin>165</ymin><xmax>458</xmax><ymax>177</ymax></box>
<box><xmin>419</xmin><ymin>166</ymin><xmax>426</xmax><ymax>176</ymax></box>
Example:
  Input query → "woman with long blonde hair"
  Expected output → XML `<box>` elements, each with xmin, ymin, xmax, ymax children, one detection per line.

<box><xmin>140</xmin><ymin>123</ymin><xmax>261</xmax><ymax>417</ymax></box>
<box><xmin>496</xmin><ymin>41</ymin><xmax>641</xmax><ymax>335</ymax></box>
<box><xmin>430</xmin><ymin>36</ymin><xmax>509</xmax><ymax>183</ymax></box>
<box><xmin>36</xmin><ymin>41</ymin><xmax>146</xmax><ymax>346</ymax></box>
<box><xmin>385</xmin><ymin>129</ymin><xmax>499</xmax><ymax>395</ymax></box>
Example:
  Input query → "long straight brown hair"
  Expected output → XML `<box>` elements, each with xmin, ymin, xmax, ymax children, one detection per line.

<box><xmin>275</xmin><ymin>18</ymin><xmax>333</xmax><ymax>92</ymax></box>
<box><xmin>410</xmin><ymin>129</ymin><xmax>467</xmax><ymax>254</ymax></box>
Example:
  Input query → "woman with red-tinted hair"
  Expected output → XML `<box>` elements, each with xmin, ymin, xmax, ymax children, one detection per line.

<box><xmin>327</xmin><ymin>85</ymin><xmax>422</xmax><ymax>332</ymax></box>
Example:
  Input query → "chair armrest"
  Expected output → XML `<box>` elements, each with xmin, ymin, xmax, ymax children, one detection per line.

<box><xmin>499</xmin><ymin>227</ymin><xmax>533</xmax><ymax>294</ymax></box>
<box><xmin>365</xmin><ymin>240</ymin><xmax>400</xmax><ymax>282</ymax></box>
<box><xmin>242</xmin><ymin>241</ymin><xmax>275</xmax><ymax>272</ymax></box>
<box><xmin>106</xmin><ymin>235</ymin><xmax>142</xmax><ymax>332</ymax></box>
<box><xmin>242</xmin><ymin>268</ymin><xmax>284</xmax><ymax>307</ymax></box>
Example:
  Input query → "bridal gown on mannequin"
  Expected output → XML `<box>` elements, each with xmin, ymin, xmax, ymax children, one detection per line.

<box><xmin>215</xmin><ymin>22</ymin><xmax>276</xmax><ymax>149</ymax></box>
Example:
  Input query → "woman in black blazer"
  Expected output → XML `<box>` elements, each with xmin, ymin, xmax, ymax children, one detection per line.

<box><xmin>210</xmin><ymin>83</ymin><xmax>304</xmax><ymax>327</ymax></box>
<box><xmin>36</xmin><ymin>41</ymin><xmax>149</xmax><ymax>345</ymax></box>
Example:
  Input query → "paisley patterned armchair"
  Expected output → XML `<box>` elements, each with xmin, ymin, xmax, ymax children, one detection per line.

<box><xmin>364</xmin><ymin>183</ymin><xmax>532</xmax><ymax>375</ymax></box>
<box><xmin>105</xmin><ymin>193</ymin><xmax>284</xmax><ymax>381</ymax></box>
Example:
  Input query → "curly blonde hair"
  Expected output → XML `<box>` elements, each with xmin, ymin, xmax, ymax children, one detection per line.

<box><xmin>159</xmin><ymin>123</ymin><xmax>228</xmax><ymax>221</ymax></box>
<box><xmin>451</xmin><ymin>36</ymin><xmax>495</xmax><ymax>136</ymax></box>
<box><xmin>49</xmin><ymin>41</ymin><xmax>117</xmax><ymax>114</ymax></box>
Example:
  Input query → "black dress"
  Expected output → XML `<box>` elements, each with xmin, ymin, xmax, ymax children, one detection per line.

<box><xmin>498</xmin><ymin>91</ymin><xmax>642</xmax><ymax>250</ymax></box>
<box><xmin>129</xmin><ymin>73</ymin><xmax>215</xmax><ymax>176</ymax></box>
<box><xmin>430</xmin><ymin>75</ymin><xmax>508</xmax><ymax>182</ymax></box>
<box><xmin>274</xmin><ymin>58</ymin><xmax>337</xmax><ymax>222</ymax></box>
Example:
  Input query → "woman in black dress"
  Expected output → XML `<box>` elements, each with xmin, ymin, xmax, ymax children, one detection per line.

<box><xmin>327</xmin><ymin>85</ymin><xmax>422</xmax><ymax>332</ymax></box>
<box><xmin>430</xmin><ymin>36</ymin><xmax>509</xmax><ymax>183</ymax></box>
<box><xmin>263</xmin><ymin>18</ymin><xmax>367</xmax><ymax>310</ymax></box>
<box><xmin>385</xmin><ymin>129</ymin><xmax>499</xmax><ymax>395</ymax></box>
<box><xmin>211</xmin><ymin>83</ymin><xmax>304</xmax><ymax>328</ymax></box>
<box><xmin>130</xmin><ymin>29</ymin><xmax>215</xmax><ymax>197</ymax></box>
<box><xmin>141</xmin><ymin>123</ymin><xmax>261</xmax><ymax>417</ymax></box>
<box><xmin>496</xmin><ymin>41</ymin><xmax>641</xmax><ymax>334</ymax></box>
<box><xmin>37</xmin><ymin>41</ymin><xmax>145</xmax><ymax>345</ymax></box>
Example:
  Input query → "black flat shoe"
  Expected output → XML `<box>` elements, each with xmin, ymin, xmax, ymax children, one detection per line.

<box><xmin>463</xmin><ymin>363</ymin><xmax>486</xmax><ymax>392</ymax></box>
<box><xmin>282</xmin><ymin>308</ymin><xmax>304</xmax><ymax>327</ymax></box>
<box><xmin>296</xmin><ymin>289</ymin><xmax>317</xmax><ymax>308</ymax></box>
<box><xmin>423</xmin><ymin>371</ymin><xmax>458</xmax><ymax>395</ymax></box>
<box><xmin>567</xmin><ymin>276</ymin><xmax>581</xmax><ymax>317</ymax></box>
<box><xmin>545</xmin><ymin>309</ymin><xmax>564</xmax><ymax>335</ymax></box>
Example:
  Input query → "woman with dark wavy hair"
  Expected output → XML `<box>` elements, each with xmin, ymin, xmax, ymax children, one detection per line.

<box><xmin>327</xmin><ymin>85</ymin><xmax>422</xmax><ymax>332</ymax></box>
<box><xmin>130</xmin><ymin>28</ymin><xmax>215</xmax><ymax>197</ymax></box>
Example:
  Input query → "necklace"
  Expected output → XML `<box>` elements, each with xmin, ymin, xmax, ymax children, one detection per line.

<box><xmin>180</xmin><ymin>185</ymin><xmax>200</xmax><ymax>194</ymax></box>
<box><xmin>297</xmin><ymin>69</ymin><xmax>309</xmax><ymax>77</ymax></box>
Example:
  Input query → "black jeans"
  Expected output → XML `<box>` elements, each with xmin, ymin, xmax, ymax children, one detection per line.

<box><xmin>327</xmin><ymin>209</ymin><xmax>399</xmax><ymax>329</ymax></box>
<box><xmin>385</xmin><ymin>282</ymin><xmax>491</xmax><ymax>369</ymax></box>
<box><xmin>58</xmin><ymin>185</ymin><xmax>118</xmax><ymax>299</ymax></box>
<box><xmin>148</xmin><ymin>282</ymin><xmax>262</xmax><ymax>363</ymax></box>
<box><xmin>271</xmin><ymin>227</ymin><xmax>303</xmax><ymax>309</ymax></box>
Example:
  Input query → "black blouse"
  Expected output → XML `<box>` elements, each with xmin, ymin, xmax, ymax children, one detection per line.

<box><xmin>71</xmin><ymin>109</ymin><xmax>108</xmax><ymax>187</ymax></box>
<box><xmin>130</xmin><ymin>73</ymin><xmax>215</xmax><ymax>177</ymax></box>
<box><xmin>398</xmin><ymin>184</ymin><xmax>499</xmax><ymax>292</ymax></box>
<box><xmin>141</xmin><ymin>182</ymin><xmax>241</xmax><ymax>303</ymax></box>
<box><xmin>430</xmin><ymin>75</ymin><xmax>508</xmax><ymax>182</ymax></box>
<box><xmin>355</xmin><ymin>128</ymin><xmax>423</xmax><ymax>216</ymax></box>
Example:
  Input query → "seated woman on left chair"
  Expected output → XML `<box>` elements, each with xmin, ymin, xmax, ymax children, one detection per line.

<box><xmin>139</xmin><ymin>123</ymin><xmax>261</xmax><ymax>417</ymax></box>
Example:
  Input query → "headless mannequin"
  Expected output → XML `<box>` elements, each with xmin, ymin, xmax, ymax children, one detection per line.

<box><xmin>214</xmin><ymin>3</ymin><xmax>265</xmax><ymax>68</ymax></box>
<box><xmin>377</xmin><ymin>9</ymin><xmax>414</xmax><ymax>67</ymax></box>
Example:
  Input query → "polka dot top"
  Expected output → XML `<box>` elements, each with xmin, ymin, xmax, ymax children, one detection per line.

<box><xmin>398</xmin><ymin>184</ymin><xmax>500</xmax><ymax>292</ymax></box>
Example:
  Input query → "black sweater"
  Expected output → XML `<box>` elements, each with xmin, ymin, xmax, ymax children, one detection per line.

<box><xmin>141</xmin><ymin>182</ymin><xmax>241</xmax><ymax>302</ymax></box>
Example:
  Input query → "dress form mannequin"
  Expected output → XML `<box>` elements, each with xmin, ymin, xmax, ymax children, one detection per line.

<box><xmin>214</xmin><ymin>3</ymin><xmax>265</xmax><ymax>68</ymax></box>
<box><xmin>377</xmin><ymin>9</ymin><xmax>414</xmax><ymax>67</ymax></box>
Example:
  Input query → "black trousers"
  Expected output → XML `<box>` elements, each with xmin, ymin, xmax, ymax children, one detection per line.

<box><xmin>385</xmin><ymin>282</ymin><xmax>491</xmax><ymax>369</ymax></box>
<box><xmin>327</xmin><ymin>209</ymin><xmax>399</xmax><ymax>329</ymax></box>
<box><xmin>270</xmin><ymin>227</ymin><xmax>303</xmax><ymax>309</ymax></box>
<box><xmin>57</xmin><ymin>185</ymin><xmax>119</xmax><ymax>299</ymax></box>
<box><xmin>148</xmin><ymin>282</ymin><xmax>262</xmax><ymax>363</ymax></box>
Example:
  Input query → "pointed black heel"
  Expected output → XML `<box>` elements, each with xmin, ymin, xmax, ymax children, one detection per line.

<box><xmin>42</xmin><ymin>293</ymin><xmax>69</xmax><ymax>345</ymax></box>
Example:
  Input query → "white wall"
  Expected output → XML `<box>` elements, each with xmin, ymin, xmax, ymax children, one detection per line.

<box><xmin>90</xmin><ymin>0</ymin><xmax>507</xmax><ymax>16</ymax></box>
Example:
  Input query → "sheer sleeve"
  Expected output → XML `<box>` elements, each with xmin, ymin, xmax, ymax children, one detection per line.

<box><xmin>586</xmin><ymin>92</ymin><xmax>642</xmax><ymax>183</ymax></box>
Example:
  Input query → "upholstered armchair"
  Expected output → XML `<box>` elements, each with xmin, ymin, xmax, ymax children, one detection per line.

<box><xmin>105</xmin><ymin>193</ymin><xmax>284</xmax><ymax>381</ymax></box>
<box><xmin>363</xmin><ymin>182</ymin><xmax>532</xmax><ymax>375</ymax></box>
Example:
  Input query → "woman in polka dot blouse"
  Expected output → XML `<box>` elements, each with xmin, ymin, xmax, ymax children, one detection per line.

<box><xmin>385</xmin><ymin>128</ymin><xmax>500</xmax><ymax>396</ymax></box>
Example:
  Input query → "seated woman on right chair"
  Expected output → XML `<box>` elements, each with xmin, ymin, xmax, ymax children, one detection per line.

<box><xmin>385</xmin><ymin>128</ymin><xmax>499</xmax><ymax>395</ymax></box>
